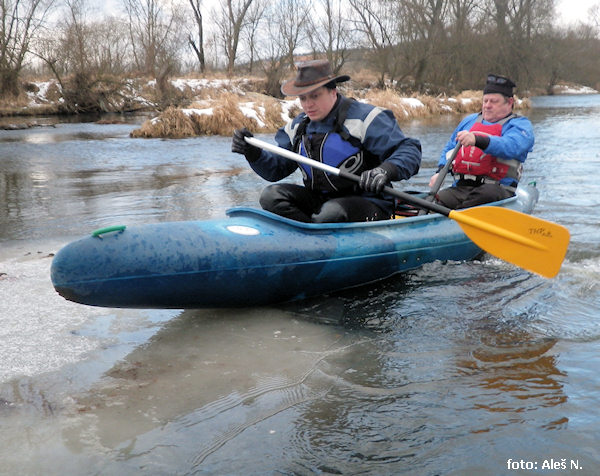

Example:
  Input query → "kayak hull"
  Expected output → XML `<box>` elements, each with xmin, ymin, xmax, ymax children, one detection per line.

<box><xmin>51</xmin><ymin>185</ymin><xmax>538</xmax><ymax>308</ymax></box>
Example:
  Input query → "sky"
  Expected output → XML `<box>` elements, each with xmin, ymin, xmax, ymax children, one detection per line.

<box><xmin>555</xmin><ymin>0</ymin><xmax>598</xmax><ymax>24</ymax></box>
<box><xmin>101</xmin><ymin>0</ymin><xmax>597</xmax><ymax>26</ymax></box>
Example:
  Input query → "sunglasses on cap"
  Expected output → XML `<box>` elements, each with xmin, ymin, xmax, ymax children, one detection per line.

<box><xmin>487</xmin><ymin>74</ymin><xmax>513</xmax><ymax>86</ymax></box>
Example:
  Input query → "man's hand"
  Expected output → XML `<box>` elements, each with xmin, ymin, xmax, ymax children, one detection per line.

<box><xmin>429</xmin><ymin>172</ymin><xmax>439</xmax><ymax>188</ymax></box>
<box><xmin>456</xmin><ymin>130</ymin><xmax>476</xmax><ymax>147</ymax></box>
<box><xmin>359</xmin><ymin>167</ymin><xmax>390</xmax><ymax>194</ymax></box>
<box><xmin>232</xmin><ymin>128</ymin><xmax>261</xmax><ymax>162</ymax></box>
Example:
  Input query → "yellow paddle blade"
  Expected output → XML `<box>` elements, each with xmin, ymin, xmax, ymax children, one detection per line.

<box><xmin>449</xmin><ymin>206</ymin><xmax>570</xmax><ymax>278</ymax></box>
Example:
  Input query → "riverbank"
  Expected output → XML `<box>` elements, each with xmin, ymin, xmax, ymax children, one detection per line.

<box><xmin>129</xmin><ymin>88</ymin><xmax>492</xmax><ymax>139</ymax></box>
<box><xmin>2</xmin><ymin>76</ymin><xmax>596</xmax><ymax>137</ymax></box>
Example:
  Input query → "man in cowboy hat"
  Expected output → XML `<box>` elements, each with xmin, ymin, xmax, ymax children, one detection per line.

<box><xmin>232</xmin><ymin>59</ymin><xmax>422</xmax><ymax>223</ymax></box>
<box><xmin>429</xmin><ymin>73</ymin><xmax>534</xmax><ymax>209</ymax></box>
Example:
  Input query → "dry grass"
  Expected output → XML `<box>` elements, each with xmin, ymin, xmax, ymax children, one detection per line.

<box><xmin>360</xmin><ymin>89</ymin><xmax>435</xmax><ymax>120</ymax></box>
<box><xmin>2</xmin><ymin>71</ymin><xmax>535</xmax><ymax>129</ymax></box>
<box><xmin>190</xmin><ymin>93</ymin><xmax>255</xmax><ymax>135</ymax></box>
<box><xmin>518</xmin><ymin>97</ymin><xmax>531</xmax><ymax>109</ymax></box>
<box><xmin>190</xmin><ymin>92</ymin><xmax>288</xmax><ymax>134</ymax></box>
<box><xmin>0</xmin><ymin>84</ymin><xmax>62</xmax><ymax>117</ymax></box>
<box><xmin>0</xmin><ymin>72</ymin><xmax>507</xmax><ymax>138</ymax></box>
<box><xmin>131</xmin><ymin>107</ymin><xmax>196</xmax><ymax>138</ymax></box>
<box><xmin>130</xmin><ymin>86</ymin><xmax>532</xmax><ymax>138</ymax></box>
<box><xmin>130</xmin><ymin>92</ymin><xmax>290</xmax><ymax>138</ymax></box>
<box><xmin>0</xmin><ymin>102</ymin><xmax>61</xmax><ymax>117</ymax></box>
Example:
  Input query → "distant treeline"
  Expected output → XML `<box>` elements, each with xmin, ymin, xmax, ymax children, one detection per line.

<box><xmin>2</xmin><ymin>0</ymin><xmax>599</xmax><ymax>110</ymax></box>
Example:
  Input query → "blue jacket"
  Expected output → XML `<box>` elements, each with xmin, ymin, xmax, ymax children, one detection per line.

<box><xmin>438</xmin><ymin>112</ymin><xmax>534</xmax><ymax>186</ymax></box>
<box><xmin>249</xmin><ymin>95</ymin><xmax>422</xmax><ymax>188</ymax></box>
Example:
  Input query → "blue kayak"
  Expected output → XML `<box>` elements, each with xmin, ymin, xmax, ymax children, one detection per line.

<box><xmin>51</xmin><ymin>185</ymin><xmax>538</xmax><ymax>308</ymax></box>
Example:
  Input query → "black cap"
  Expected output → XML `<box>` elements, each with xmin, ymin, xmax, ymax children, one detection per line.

<box><xmin>484</xmin><ymin>73</ymin><xmax>516</xmax><ymax>97</ymax></box>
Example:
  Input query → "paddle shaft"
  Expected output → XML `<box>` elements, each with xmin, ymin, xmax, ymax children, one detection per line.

<box><xmin>417</xmin><ymin>142</ymin><xmax>461</xmax><ymax>215</ymax></box>
<box><xmin>245</xmin><ymin>136</ymin><xmax>452</xmax><ymax>216</ymax></box>
<box><xmin>427</xmin><ymin>142</ymin><xmax>460</xmax><ymax>200</ymax></box>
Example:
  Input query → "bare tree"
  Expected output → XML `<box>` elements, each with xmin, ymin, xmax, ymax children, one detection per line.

<box><xmin>49</xmin><ymin>1</ymin><xmax>131</xmax><ymax>75</ymax></box>
<box><xmin>546</xmin><ymin>19</ymin><xmax>600</xmax><ymax>91</ymax></box>
<box><xmin>255</xmin><ymin>4</ymin><xmax>288</xmax><ymax>97</ymax></box>
<box><xmin>216</xmin><ymin>0</ymin><xmax>254</xmax><ymax>75</ymax></box>
<box><xmin>2</xmin><ymin>0</ymin><xmax>597</xmax><ymax>108</ymax></box>
<box><xmin>124</xmin><ymin>0</ymin><xmax>180</xmax><ymax>76</ymax></box>
<box><xmin>243</xmin><ymin>0</ymin><xmax>267</xmax><ymax>73</ymax></box>
<box><xmin>88</xmin><ymin>17</ymin><xmax>132</xmax><ymax>76</ymax></box>
<box><xmin>34</xmin><ymin>0</ymin><xmax>135</xmax><ymax>111</ymax></box>
<box><xmin>188</xmin><ymin>0</ymin><xmax>206</xmax><ymax>73</ymax></box>
<box><xmin>0</xmin><ymin>0</ymin><xmax>54</xmax><ymax>97</ymax></box>
<box><xmin>306</xmin><ymin>0</ymin><xmax>353</xmax><ymax>73</ymax></box>
<box><xmin>348</xmin><ymin>0</ymin><xmax>404</xmax><ymax>87</ymax></box>
<box><xmin>443</xmin><ymin>0</ymin><xmax>482</xmax><ymax>89</ymax></box>
<box><xmin>400</xmin><ymin>0</ymin><xmax>448</xmax><ymax>92</ymax></box>
<box><xmin>276</xmin><ymin>0</ymin><xmax>311</xmax><ymax>68</ymax></box>
<box><xmin>482</xmin><ymin>0</ymin><xmax>556</xmax><ymax>86</ymax></box>
<box><xmin>591</xmin><ymin>3</ymin><xmax>600</xmax><ymax>34</ymax></box>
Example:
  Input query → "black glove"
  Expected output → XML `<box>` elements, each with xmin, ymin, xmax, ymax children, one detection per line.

<box><xmin>359</xmin><ymin>167</ymin><xmax>391</xmax><ymax>194</ymax></box>
<box><xmin>232</xmin><ymin>127</ymin><xmax>261</xmax><ymax>162</ymax></box>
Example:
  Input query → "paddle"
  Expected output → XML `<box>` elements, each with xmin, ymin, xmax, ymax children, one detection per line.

<box><xmin>427</xmin><ymin>142</ymin><xmax>460</xmax><ymax>200</ymax></box>
<box><xmin>245</xmin><ymin>136</ymin><xmax>570</xmax><ymax>278</ymax></box>
<box><xmin>417</xmin><ymin>142</ymin><xmax>461</xmax><ymax>215</ymax></box>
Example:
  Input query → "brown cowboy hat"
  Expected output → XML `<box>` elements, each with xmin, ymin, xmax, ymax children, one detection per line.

<box><xmin>281</xmin><ymin>59</ymin><xmax>350</xmax><ymax>96</ymax></box>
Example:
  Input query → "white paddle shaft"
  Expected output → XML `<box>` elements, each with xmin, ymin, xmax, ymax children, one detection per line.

<box><xmin>245</xmin><ymin>136</ymin><xmax>342</xmax><ymax>177</ymax></box>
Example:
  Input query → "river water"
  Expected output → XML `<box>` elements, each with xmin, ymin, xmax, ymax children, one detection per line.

<box><xmin>0</xmin><ymin>95</ymin><xmax>599</xmax><ymax>475</ymax></box>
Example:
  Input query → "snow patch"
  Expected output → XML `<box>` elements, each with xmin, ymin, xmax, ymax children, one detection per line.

<box><xmin>280</xmin><ymin>99</ymin><xmax>300</xmax><ymax>122</ymax></box>
<box><xmin>183</xmin><ymin>107</ymin><xmax>214</xmax><ymax>117</ymax></box>
<box><xmin>239</xmin><ymin>102</ymin><xmax>266</xmax><ymax>128</ymax></box>
<box><xmin>401</xmin><ymin>98</ymin><xmax>425</xmax><ymax>108</ymax></box>
<box><xmin>553</xmin><ymin>84</ymin><xmax>599</xmax><ymax>95</ymax></box>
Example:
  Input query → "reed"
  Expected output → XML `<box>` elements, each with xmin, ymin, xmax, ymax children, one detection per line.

<box><xmin>132</xmin><ymin>92</ymin><xmax>295</xmax><ymax>137</ymax></box>
<box><xmin>129</xmin><ymin>85</ymin><xmax>531</xmax><ymax>138</ymax></box>
<box><xmin>130</xmin><ymin>107</ymin><xmax>196</xmax><ymax>138</ymax></box>
<box><xmin>195</xmin><ymin>94</ymin><xmax>253</xmax><ymax>135</ymax></box>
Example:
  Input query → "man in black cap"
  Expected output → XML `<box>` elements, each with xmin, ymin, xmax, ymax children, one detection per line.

<box><xmin>430</xmin><ymin>73</ymin><xmax>534</xmax><ymax>209</ymax></box>
<box><xmin>232</xmin><ymin>59</ymin><xmax>422</xmax><ymax>223</ymax></box>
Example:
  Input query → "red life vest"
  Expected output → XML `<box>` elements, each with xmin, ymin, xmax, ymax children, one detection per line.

<box><xmin>452</xmin><ymin>116</ymin><xmax>520</xmax><ymax>181</ymax></box>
